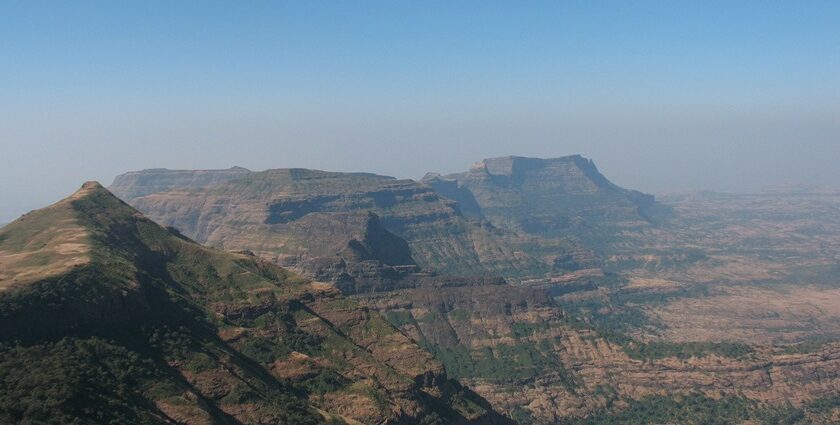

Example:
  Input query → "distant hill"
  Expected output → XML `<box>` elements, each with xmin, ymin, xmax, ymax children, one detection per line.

<box><xmin>0</xmin><ymin>182</ymin><xmax>508</xmax><ymax>424</ymax></box>
<box><xmin>110</xmin><ymin>168</ymin><xmax>592</xmax><ymax>282</ymax></box>
<box><xmin>424</xmin><ymin>155</ymin><xmax>657</xmax><ymax>250</ymax></box>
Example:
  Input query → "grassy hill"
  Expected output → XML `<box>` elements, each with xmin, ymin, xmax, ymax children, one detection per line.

<box><xmin>0</xmin><ymin>182</ymin><xmax>509</xmax><ymax>424</ymax></box>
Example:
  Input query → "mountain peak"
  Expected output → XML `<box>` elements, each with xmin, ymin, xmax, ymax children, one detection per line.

<box><xmin>68</xmin><ymin>181</ymin><xmax>106</xmax><ymax>199</ymax></box>
<box><xmin>0</xmin><ymin>181</ymin><xmax>504</xmax><ymax>424</ymax></box>
<box><xmin>1</xmin><ymin>185</ymin><xmax>99</xmax><ymax>290</ymax></box>
<box><xmin>81</xmin><ymin>180</ymin><xmax>103</xmax><ymax>189</ymax></box>
<box><xmin>0</xmin><ymin>181</ymin><xmax>154</xmax><ymax>290</ymax></box>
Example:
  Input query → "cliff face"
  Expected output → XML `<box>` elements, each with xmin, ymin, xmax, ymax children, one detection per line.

<box><xmin>110</xmin><ymin>168</ymin><xmax>590</xmax><ymax>282</ymax></box>
<box><xmin>109</xmin><ymin>166</ymin><xmax>252</xmax><ymax>200</ymax></box>
<box><xmin>0</xmin><ymin>183</ymin><xmax>510</xmax><ymax>424</ymax></box>
<box><xmin>424</xmin><ymin>155</ymin><xmax>656</xmax><ymax>247</ymax></box>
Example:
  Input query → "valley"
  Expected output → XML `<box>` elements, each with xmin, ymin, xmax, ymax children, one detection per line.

<box><xmin>597</xmin><ymin>190</ymin><xmax>840</xmax><ymax>347</ymax></box>
<box><xmin>4</xmin><ymin>156</ymin><xmax>840</xmax><ymax>424</ymax></box>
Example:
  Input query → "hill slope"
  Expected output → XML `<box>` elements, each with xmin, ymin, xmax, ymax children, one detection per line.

<box><xmin>0</xmin><ymin>182</ymin><xmax>509</xmax><ymax>424</ymax></box>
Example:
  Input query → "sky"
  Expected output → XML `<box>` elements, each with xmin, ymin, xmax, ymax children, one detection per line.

<box><xmin>1</xmin><ymin>1</ymin><xmax>839</xmax><ymax>222</ymax></box>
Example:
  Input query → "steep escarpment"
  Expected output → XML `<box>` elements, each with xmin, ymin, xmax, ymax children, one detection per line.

<box><xmin>424</xmin><ymin>155</ymin><xmax>656</xmax><ymax>249</ymax></box>
<box><xmin>109</xmin><ymin>166</ymin><xmax>252</xmax><ymax>200</ymax></box>
<box><xmin>0</xmin><ymin>182</ymin><xmax>510</xmax><ymax>424</ymax></box>
<box><xmin>110</xmin><ymin>168</ymin><xmax>590</xmax><ymax>280</ymax></box>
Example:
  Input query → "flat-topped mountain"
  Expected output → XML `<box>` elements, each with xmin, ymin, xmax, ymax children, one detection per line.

<box><xmin>110</xmin><ymin>166</ymin><xmax>252</xmax><ymax>200</ymax></box>
<box><xmin>110</xmin><ymin>167</ymin><xmax>589</xmax><ymax>282</ymax></box>
<box><xmin>0</xmin><ymin>182</ymin><xmax>508</xmax><ymax>424</ymax></box>
<box><xmin>423</xmin><ymin>155</ymin><xmax>656</xmax><ymax>248</ymax></box>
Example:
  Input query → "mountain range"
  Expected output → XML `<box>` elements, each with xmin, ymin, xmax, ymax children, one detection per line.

<box><xmin>4</xmin><ymin>155</ymin><xmax>840</xmax><ymax>424</ymax></box>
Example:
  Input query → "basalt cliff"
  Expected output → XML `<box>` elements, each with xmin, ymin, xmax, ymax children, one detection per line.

<box><xmin>423</xmin><ymin>155</ymin><xmax>657</xmax><ymax>249</ymax></box>
<box><xmin>110</xmin><ymin>167</ymin><xmax>594</xmax><ymax>286</ymax></box>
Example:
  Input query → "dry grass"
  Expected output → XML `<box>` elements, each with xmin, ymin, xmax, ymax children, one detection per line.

<box><xmin>0</xmin><ymin>185</ymin><xmax>94</xmax><ymax>291</ymax></box>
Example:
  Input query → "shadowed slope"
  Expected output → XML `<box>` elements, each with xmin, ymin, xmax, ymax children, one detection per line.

<box><xmin>0</xmin><ymin>182</ymin><xmax>511</xmax><ymax>425</ymax></box>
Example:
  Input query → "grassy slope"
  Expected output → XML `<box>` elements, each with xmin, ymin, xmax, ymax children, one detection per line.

<box><xmin>0</xmin><ymin>183</ymin><xmax>506</xmax><ymax>425</ymax></box>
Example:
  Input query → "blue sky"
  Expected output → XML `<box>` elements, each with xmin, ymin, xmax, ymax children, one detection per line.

<box><xmin>1</xmin><ymin>1</ymin><xmax>839</xmax><ymax>221</ymax></box>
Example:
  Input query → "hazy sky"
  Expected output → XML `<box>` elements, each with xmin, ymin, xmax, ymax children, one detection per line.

<box><xmin>2</xmin><ymin>1</ymin><xmax>839</xmax><ymax>222</ymax></box>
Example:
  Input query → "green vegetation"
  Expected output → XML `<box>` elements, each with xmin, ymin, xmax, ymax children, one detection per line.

<box><xmin>611</xmin><ymin>285</ymin><xmax>709</xmax><ymax>305</ymax></box>
<box><xmin>510</xmin><ymin>321</ymin><xmax>550</xmax><ymax>338</ymax></box>
<box><xmin>625</xmin><ymin>341</ymin><xmax>754</xmax><ymax>361</ymax></box>
<box><xmin>0</xmin><ymin>185</ymin><xmax>507</xmax><ymax>424</ymax></box>
<box><xmin>421</xmin><ymin>337</ymin><xmax>577</xmax><ymax>391</ymax></box>
<box><xmin>560</xmin><ymin>304</ymin><xmax>753</xmax><ymax>361</ymax></box>
<box><xmin>298</xmin><ymin>369</ymin><xmax>350</xmax><ymax>396</ymax></box>
<box><xmin>449</xmin><ymin>308</ymin><xmax>472</xmax><ymax>322</ymax></box>
<box><xmin>574</xmin><ymin>393</ymin><xmax>840</xmax><ymax>425</ymax></box>
<box><xmin>555</xmin><ymin>285</ymin><xmax>752</xmax><ymax>361</ymax></box>
<box><xmin>383</xmin><ymin>309</ymin><xmax>415</xmax><ymax>327</ymax></box>
<box><xmin>0</xmin><ymin>337</ymin><xmax>166</xmax><ymax>424</ymax></box>
<box><xmin>572</xmin><ymin>394</ymin><xmax>755</xmax><ymax>425</ymax></box>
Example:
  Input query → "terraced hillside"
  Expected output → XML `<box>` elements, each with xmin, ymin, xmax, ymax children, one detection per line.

<box><xmin>354</xmin><ymin>270</ymin><xmax>840</xmax><ymax>424</ymax></box>
<box><xmin>110</xmin><ymin>168</ymin><xmax>591</xmax><ymax>282</ymax></box>
<box><xmin>0</xmin><ymin>182</ymin><xmax>509</xmax><ymax>424</ymax></box>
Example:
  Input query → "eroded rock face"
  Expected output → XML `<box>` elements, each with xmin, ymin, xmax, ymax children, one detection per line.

<box><xmin>110</xmin><ymin>167</ymin><xmax>591</xmax><ymax>281</ymax></box>
<box><xmin>424</xmin><ymin>155</ymin><xmax>656</xmax><ymax>245</ymax></box>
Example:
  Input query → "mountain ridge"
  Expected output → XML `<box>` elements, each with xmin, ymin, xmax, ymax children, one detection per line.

<box><xmin>422</xmin><ymin>155</ymin><xmax>656</xmax><ymax>248</ymax></box>
<box><xmin>0</xmin><ymin>182</ymin><xmax>510</xmax><ymax>424</ymax></box>
<box><xmin>109</xmin><ymin>165</ymin><xmax>590</xmax><ymax>281</ymax></box>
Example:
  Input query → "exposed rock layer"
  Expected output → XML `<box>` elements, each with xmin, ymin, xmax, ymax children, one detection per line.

<box><xmin>110</xmin><ymin>168</ymin><xmax>591</xmax><ymax>282</ymax></box>
<box><xmin>423</xmin><ymin>155</ymin><xmax>655</xmax><ymax>246</ymax></box>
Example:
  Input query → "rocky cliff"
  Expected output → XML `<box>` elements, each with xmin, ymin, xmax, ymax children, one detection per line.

<box><xmin>109</xmin><ymin>166</ymin><xmax>252</xmax><ymax>200</ymax></box>
<box><xmin>0</xmin><ymin>182</ymin><xmax>510</xmax><ymax>424</ymax></box>
<box><xmin>424</xmin><ymin>155</ymin><xmax>656</xmax><ymax>249</ymax></box>
<box><xmin>110</xmin><ymin>168</ymin><xmax>591</xmax><ymax>282</ymax></box>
